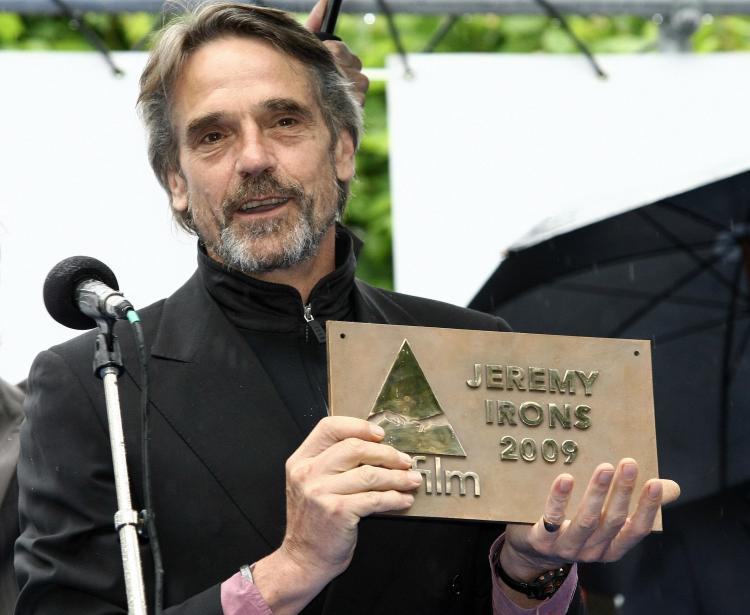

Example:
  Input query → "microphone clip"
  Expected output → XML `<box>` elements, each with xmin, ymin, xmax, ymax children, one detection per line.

<box><xmin>93</xmin><ymin>328</ymin><xmax>124</xmax><ymax>379</ymax></box>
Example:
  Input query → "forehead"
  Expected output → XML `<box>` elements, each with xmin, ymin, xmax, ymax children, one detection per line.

<box><xmin>171</xmin><ymin>36</ymin><xmax>319</xmax><ymax>129</ymax></box>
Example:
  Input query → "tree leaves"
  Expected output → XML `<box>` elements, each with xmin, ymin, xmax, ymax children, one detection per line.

<box><xmin>0</xmin><ymin>13</ymin><xmax>23</xmax><ymax>44</ymax></box>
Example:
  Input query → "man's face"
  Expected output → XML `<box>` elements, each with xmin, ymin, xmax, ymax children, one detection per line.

<box><xmin>167</xmin><ymin>36</ymin><xmax>355</xmax><ymax>273</ymax></box>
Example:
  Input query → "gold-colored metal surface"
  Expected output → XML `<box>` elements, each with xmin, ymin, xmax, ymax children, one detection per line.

<box><xmin>369</xmin><ymin>340</ymin><xmax>466</xmax><ymax>457</ymax></box>
<box><xmin>327</xmin><ymin>322</ymin><xmax>661</xmax><ymax>529</ymax></box>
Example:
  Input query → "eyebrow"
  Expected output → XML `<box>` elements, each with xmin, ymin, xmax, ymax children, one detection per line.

<box><xmin>185</xmin><ymin>112</ymin><xmax>227</xmax><ymax>144</ymax></box>
<box><xmin>264</xmin><ymin>98</ymin><xmax>314</xmax><ymax>123</ymax></box>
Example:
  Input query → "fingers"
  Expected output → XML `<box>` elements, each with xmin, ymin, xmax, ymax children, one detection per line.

<box><xmin>304</xmin><ymin>0</ymin><xmax>328</xmax><ymax>31</ymax></box>
<box><xmin>348</xmin><ymin>72</ymin><xmax>369</xmax><ymax>106</ymax></box>
<box><xmin>505</xmin><ymin>459</ymin><xmax>682</xmax><ymax>578</ymax></box>
<box><xmin>603</xmin><ymin>478</ymin><xmax>664</xmax><ymax>560</ymax></box>
<box><xmin>303</xmin><ymin>0</ymin><xmax>370</xmax><ymax>106</ymax></box>
<box><xmin>602</xmin><ymin>459</ymin><xmax>638</xmax><ymax>521</ymax></box>
<box><xmin>280</xmin><ymin>415</ymin><xmax>418</xmax><ymax>580</ymax></box>
<box><xmin>555</xmin><ymin>463</ymin><xmax>615</xmax><ymax>552</ymax></box>
<box><xmin>530</xmin><ymin>474</ymin><xmax>574</xmax><ymax>547</ymax></box>
<box><xmin>288</xmin><ymin>437</ymin><xmax>414</xmax><ymax>497</ymax></box>
<box><xmin>310</xmin><ymin>491</ymin><xmax>415</xmax><ymax>528</ymax></box>
<box><xmin>553</xmin><ymin>460</ymin><xmax>677</xmax><ymax>563</ymax></box>
<box><xmin>316</xmin><ymin>437</ymin><xmax>413</xmax><ymax>473</ymax></box>
<box><xmin>595</xmin><ymin>459</ymin><xmax>638</xmax><ymax>540</ymax></box>
<box><xmin>345</xmin><ymin>489</ymin><xmax>415</xmax><ymax>518</ymax></box>
<box><xmin>326</xmin><ymin>41</ymin><xmax>363</xmax><ymax>71</ymax></box>
<box><xmin>290</xmin><ymin>416</ymin><xmax>383</xmax><ymax>462</ymax></box>
<box><xmin>544</xmin><ymin>474</ymin><xmax>574</xmax><ymax>527</ymax></box>
<box><xmin>660</xmin><ymin>479</ymin><xmax>681</xmax><ymax>505</ymax></box>
<box><xmin>322</xmin><ymin>465</ymin><xmax>422</xmax><ymax>496</ymax></box>
<box><xmin>568</xmin><ymin>458</ymin><xmax>638</xmax><ymax>559</ymax></box>
<box><xmin>323</xmin><ymin>40</ymin><xmax>369</xmax><ymax>106</ymax></box>
<box><xmin>286</xmin><ymin>418</ymin><xmax>416</xmax><ymax>507</ymax></box>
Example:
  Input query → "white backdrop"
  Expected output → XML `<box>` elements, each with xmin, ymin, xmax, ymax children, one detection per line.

<box><xmin>0</xmin><ymin>51</ymin><xmax>196</xmax><ymax>383</ymax></box>
<box><xmin>3</xmin><ymin>51</ymin><xmax>750</xmax><ymax>383</ymax></box>
<box><xmin>387</xmin><ymin>53</ymin><xmax>750</xmax><ymax>307</ymax></box>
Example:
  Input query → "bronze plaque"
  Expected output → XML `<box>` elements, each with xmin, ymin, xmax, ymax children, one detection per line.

<box><xmin>327</xmin><ymin>321</ymin><xmax>661</xmax><ymax>530</ymax></box>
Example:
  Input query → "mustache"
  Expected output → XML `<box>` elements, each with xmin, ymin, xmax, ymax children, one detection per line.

<box><xmin>222</xmin><ymin>173</ymin><xmax>305</xmax><ymax>218</ymax></box>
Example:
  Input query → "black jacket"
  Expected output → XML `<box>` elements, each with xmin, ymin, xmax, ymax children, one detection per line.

<box><xmin>16</xmin><ymin>269</ymin><xmax>518</xmax><ymax>614</ymax></box>
<box><xmin>0</xmin><ymin>378</ymin><xmax>24</xmax><ymax>614</ymax></box>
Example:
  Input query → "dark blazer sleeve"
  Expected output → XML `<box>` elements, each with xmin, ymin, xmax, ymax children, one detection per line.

<box><xmin>1</xmin><ymin>378</ymin><xmax>24</xmax><ymax>613</ymax></box>
<box><xmin>15</xmin><ymin>349</ymin><xmax>222</xmax><ymax>615</ymax></box>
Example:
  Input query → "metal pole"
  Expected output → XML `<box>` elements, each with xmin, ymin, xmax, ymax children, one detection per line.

<box><xmin>102</xmin><ymin>366</ymin><xmax>148</xmax><ymax>615</ymax></box>
<box><xmin>4</xmin><ymin>0</ymin><xmax>750</xmax><ymax>16</ymax></box>
<box><xmin>659</xmin><ymin>5</ymin><xmax>704</xmax><ymax>52</ymax></box>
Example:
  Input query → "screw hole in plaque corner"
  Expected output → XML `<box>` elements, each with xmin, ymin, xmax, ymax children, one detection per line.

<box><xmin>340</xmin><ymin>333</ymin><xmax>346</xmax><ymax>339</ymax></box>
<box><xmin>634</xmin><ymin>350</ymin><xmax>640</xmax><ymax>357</ymax></box>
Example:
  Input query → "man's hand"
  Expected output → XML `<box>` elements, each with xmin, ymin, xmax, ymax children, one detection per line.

<box><xmin>499</xmin><ymin>458</ymin><xmax>681</xmax><ymax>607</ymax></box>
<box><xmin>252</xmin><ymin>417</ymin><xmax>420</xmax><ymax>614</ymax></box>
<box><xmin>305</xmin><ymin>0</ymin><xmax>370</xmax><ymax>105</ymax></box>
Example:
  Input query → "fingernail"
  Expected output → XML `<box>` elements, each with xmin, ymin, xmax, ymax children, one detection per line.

<box><xmin>407</xmin><ymin>470</ymin><xmax>423</xmax><ymax>483</ymax></box>
<box><xmin>371</xmin><ymin>425</ymin><xmax>385</xmax><ymax>437</ymax></box>
<box><xmin>622</xmin><ymin>463</ymin><xmax>637</xmax><ymax>480</ymax></box>
<box><xmin>398</xmin><ymin>451</ymin><xmax>413</xmax><ymax>465</ymax></box>
<box><xmin>598</xmin><ymin>470</ymin><xmax>614</xmax><ymax>486</ymax></box>
<box><xmin>404</xmin><ymin>494</ymin><xmax>415</xmax><ymax>506</ymax></box>
<box><xmin>559</xmin><ymin>476</ymin><xmax>573</xmax><ymax>493</ymax></box>
<box><xmin>648</xmin><ymin>482</ymin><xmax>662</xmax><ymax>500</ymax></box>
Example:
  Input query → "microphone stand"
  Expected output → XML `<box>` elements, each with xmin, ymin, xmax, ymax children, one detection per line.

<box><xmin>93</xmin><ymin>318</ymin><xmax>148</xmax><ymax>615</ymax></box>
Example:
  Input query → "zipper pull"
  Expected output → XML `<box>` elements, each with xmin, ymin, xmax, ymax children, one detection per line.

<box><xmin>304</xmin><ymin>304</ymin><xmax>327</xmax><ymax>343</ymax></box>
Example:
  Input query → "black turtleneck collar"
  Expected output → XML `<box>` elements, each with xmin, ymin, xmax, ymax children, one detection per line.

<box><xmin>198</xmin><ymin>224</ymin><xmax>359</xmax><ymax>333</ymax></box>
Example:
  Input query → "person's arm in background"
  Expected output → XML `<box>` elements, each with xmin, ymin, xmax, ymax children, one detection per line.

<box><xmin>0</xmin><ymin>378</ymin><xmax>24</xmax><ymax>614</ymax></box>
<box><xmin>306</xmin><ymin>0</ymin><xmax>370</xmax><ymax>107</ymax></box>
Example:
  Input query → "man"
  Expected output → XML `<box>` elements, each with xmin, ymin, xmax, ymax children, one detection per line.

<box><xmin>0</xmin><ymin>378</ymin><xmax>23</xmax><ymax>614</ymax></box>
<box><xmin>15</xmin><ymin>3</ymin><xmax>679</xmax><ymax>614</ymax></box>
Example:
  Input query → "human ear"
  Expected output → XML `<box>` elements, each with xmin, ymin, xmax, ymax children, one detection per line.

<box><xmin>167</xmin><ymin>168</ymin><xmax>188</xmax><ymax>213</ymax></box>
<box><xmin>333</xmin><ymin>131</ymin><xmax>355</xmax><ymax>182</ymax></box>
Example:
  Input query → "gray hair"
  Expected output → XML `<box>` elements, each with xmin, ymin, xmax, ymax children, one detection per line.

<box><xmin>137</xmin><ymin>2</ymin><xmax>363</xmax><ymax>231</ymax></box>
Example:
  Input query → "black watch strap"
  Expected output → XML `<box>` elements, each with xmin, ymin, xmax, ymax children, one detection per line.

<box><xmin>493</xmin><ymin>551</ymin><xmax>571</xmax><ymax>600</ymax></box>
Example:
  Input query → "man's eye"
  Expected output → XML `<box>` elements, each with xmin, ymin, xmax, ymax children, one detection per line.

<box><xmin>277</xmin><ymin>117</ymin><xmax>298</xmax><ymax>127</ymax></box>
<box><xmin>201</xmin><ymin>131</ymin><xmax>223</xmax><ymax>144</ymax></box>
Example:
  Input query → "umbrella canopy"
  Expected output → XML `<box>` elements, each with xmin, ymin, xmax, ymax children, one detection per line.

<box><xmin>470</xmin><ymin>169</ymin><xmax>750</xmax><ymax>504</ymax></box>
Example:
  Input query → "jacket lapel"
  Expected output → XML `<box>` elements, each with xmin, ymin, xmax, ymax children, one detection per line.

<box><xmin>147</xmin><ymin>273</ymin><xmax>303</xmax><ymax>550</ymax></box>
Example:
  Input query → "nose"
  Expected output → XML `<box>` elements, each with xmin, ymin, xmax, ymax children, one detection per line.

<box><xmin>235</xmin><ymin>127</ymin><xmax>275</xmax><ymax>177</ymax></box>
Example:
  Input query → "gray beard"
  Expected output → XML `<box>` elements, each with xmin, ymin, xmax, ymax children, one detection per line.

<box><xmin>210</xmin><ymin>201</ymin><xmax>335</xmax><ymax>274</ymax></box>
<box><xmin>191</xmin><ymin>160</ymin><xmax>346</xmax><ymax>275</ymax></box>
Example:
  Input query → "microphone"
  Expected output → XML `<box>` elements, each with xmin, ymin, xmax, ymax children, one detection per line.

<box><xmin>44</xmin><ymin>256</ymin><xmax>134</xmax><ymax>330</ymax></box>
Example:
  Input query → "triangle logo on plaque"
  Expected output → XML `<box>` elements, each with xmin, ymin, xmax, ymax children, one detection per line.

<box><xmin>368</xmin><ymin>339</ymin><xmax>466</xmax><ymax>457</ymax></box>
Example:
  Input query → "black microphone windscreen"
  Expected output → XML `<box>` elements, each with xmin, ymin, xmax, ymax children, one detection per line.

<box><xmin>43</xmin><ymin>256</ymin><xmax>119</xmax><ymax>330</ymax></box>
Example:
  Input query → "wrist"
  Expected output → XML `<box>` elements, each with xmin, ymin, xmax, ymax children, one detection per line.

<box><xmin>251</xmin><ymin>547</ymin><xmax>329</xmax><ymax>615</ymax></box>
<box><xmin>494</xmin><ymin>542</ymin><xmax>571</xmax><ymax>604</ymax></box>
<box><xmin>499</xmin><ymin>541</ymin><xmax>555</xmax><ymax>582</ymax></box>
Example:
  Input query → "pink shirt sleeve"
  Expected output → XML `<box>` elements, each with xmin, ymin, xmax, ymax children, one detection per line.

<box><xmin>490</xmin><ymin>535</ymin><xmax>578</xmax><ymax>615</ymax></box>
<box><xmin>221</xmin><ymin>534</ymin><xmax>578</xmax><ymax>615</ymax></box>
<box><xmin>221</xmin><ymin>572</ymin><xmax>273</xmax><ymax>615</ymax></box>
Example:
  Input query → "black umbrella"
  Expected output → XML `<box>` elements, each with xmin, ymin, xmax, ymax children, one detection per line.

<box><xmin>469</xmin><ymin>169</ymin><xmax>750</xmax><ymax>505</ymax></box>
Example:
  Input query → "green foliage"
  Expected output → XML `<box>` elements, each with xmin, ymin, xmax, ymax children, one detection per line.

<box><xmin>694</xmin><ymin>16</ymin><xmax>750</xmax><ymax>52</ymax></box>
<box><xmin>119</xmin><ymin>13</ymin><xmax>159</xmax><ymax>48</ymax></box>
<box><xmin>1</xmin><ymin>10</ymin><xmax>749</xmax><ymax>288</ymax></box>
<box><xmin>343</xmin><ymin>80</ymin><xmax>391</xmax><ymax>288</ymax></box>
<box><xmin>0</xmin><ymin>13</ymin><xmax>23</xmax><ymax>44</ymax></box>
